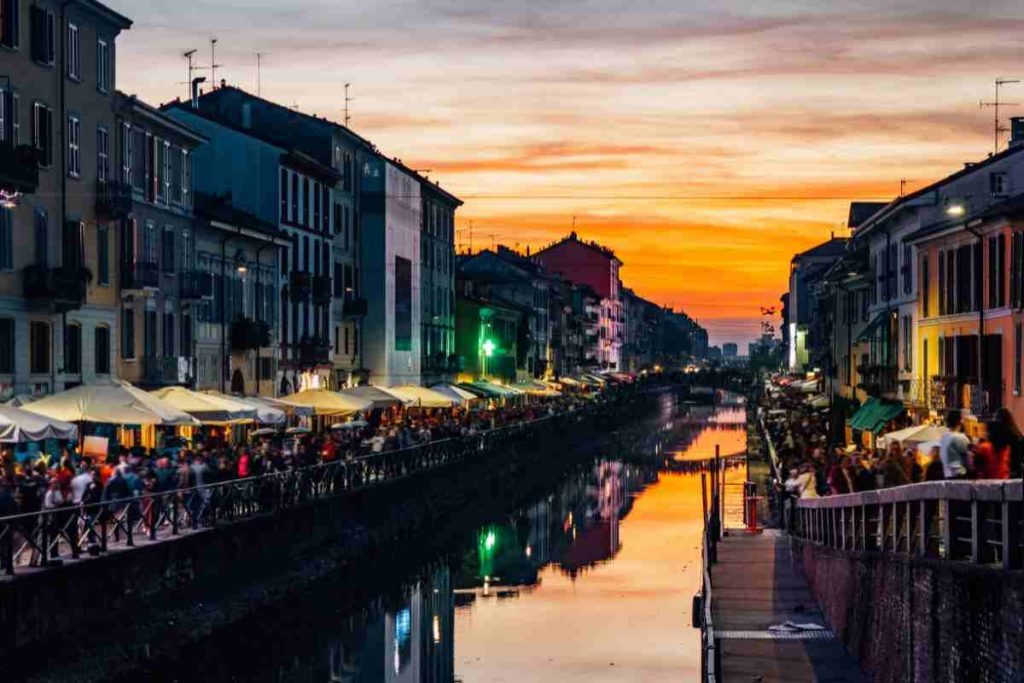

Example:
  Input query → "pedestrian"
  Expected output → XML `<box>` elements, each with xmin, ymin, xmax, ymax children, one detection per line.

<box><xmin>939</xmin><ymin>410</ymin><xmax>971</xmax><ymax>479</ymax></box>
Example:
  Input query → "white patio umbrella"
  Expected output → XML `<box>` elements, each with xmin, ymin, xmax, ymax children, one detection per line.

<box><xmin>24</xmin><ymin>381</ymin><xmax>199</xmax><ymax>426</ymax></box>
<box><xmin>151</xmin><ymin>386</ymin><xmax>257</xmax><ymax>424</ymax></box>
<box><xmin>384</xmin><ymin>385</ymin><xmax>455</xmax><ymax>408</ymax></box>
<box><xmin>206</xmin><ymin>393</ymin><xmax>287</xmax><ymax>425</ymax></box>
<box><xmin>0</xmin><ymin>405</ymin><xmax>78</xmax><ymax>443</ymax></box>
<box><xmin>878</xmin><ymin>424</ymin><xmax>949</xmax><ymax>449</ymax></box>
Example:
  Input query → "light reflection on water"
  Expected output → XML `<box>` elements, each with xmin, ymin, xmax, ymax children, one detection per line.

<box><xmin>102</xmin><ymin>398</ymin><xmax>745</xmax><ymax>683</ymax></box>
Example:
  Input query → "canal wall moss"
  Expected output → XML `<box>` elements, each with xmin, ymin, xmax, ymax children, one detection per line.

<box><xmin>794</xmin><ymin>537</ymin><xmax>1024</xmax><ymax>682</ymax></box>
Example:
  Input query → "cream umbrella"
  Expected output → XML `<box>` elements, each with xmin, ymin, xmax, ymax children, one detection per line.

<box><xmin>384</xmin><ymin>385</ymin><xmax>456</xmax><ymax>408</ymax></box>
<box><xmin>0</xmin><ymin>405</ymin><xmax>78</xmax><ymax>442</ymax></box>
<box><xmin>339</xmin><ymin>385</ymin><xmax>405</xmax><ymax>410</ymax></box>
<box><xmin>283</xmin><ymin>388</ymin><xmax>373</xmax><ymax>416</ymax></box>
<box><xmin>246</xmin><ymin>395</ymin><xmax>314</xmax><ymax>418</ymax></box>
<box><xmin>151</xmin><ymin>387</ymin><xmax>257</xmax><ymax>424</ymax></box>
<box><xmin>24</xmin><ymin>382</ymin><xmax>199</xmax><ymax>426</ymax></box>
<box><xmin>430</xmin><ymin>383</ymin><xmax>479</xmax><ymax>404</ymax></box>
<box><xmin>200</xmin><ymin>392</ymin><xmax>287</xmax><ymax>425</ymax></box>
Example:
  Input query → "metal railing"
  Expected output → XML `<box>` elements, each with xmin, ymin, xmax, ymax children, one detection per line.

<box><xmin>0</xmin><ymin>406</ymin><xmax>604</xmax><ymax>576</ymax></box>
<box><xmin>793</xmin><ymin>480</ymin><xmax>1023</xmax><ymax>568</ymax></box>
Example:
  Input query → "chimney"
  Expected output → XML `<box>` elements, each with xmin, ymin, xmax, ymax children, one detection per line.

<box><xmin>1011</xmin><ymin>117</ymin><xmax>1024</xmax><ymax>148</ymax></box>
<box><xmin>191</xmin><ymin>77</ymin><xmax>207</xmax><ymax>109</ymax></box>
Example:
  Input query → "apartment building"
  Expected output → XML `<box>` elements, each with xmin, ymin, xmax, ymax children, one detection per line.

<box><xmin>0</xmin><ymin>0</ymin><xmax>131</xmax><ymax>397</ymax></box>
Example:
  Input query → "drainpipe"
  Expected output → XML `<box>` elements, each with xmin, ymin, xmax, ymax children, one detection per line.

<box><xmin>57</xmin><ymin>0</ymin><xmax>73</xmax><ymax>392</ymax></box>
<box><xmin>965</xmin><ymin>222</ymin><xmax>986</xmax><ymax>415</ymax></box>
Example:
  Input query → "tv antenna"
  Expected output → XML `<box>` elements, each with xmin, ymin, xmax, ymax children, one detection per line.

<box><xmin>344</xmin><ymin>83</ymin><xmax>353</xmax><ymax>127</ymax></box>
<box><xmin>899</xmin><ymin>178</ymin><xmax>912</xmax><ymax>197</ymax></box>
<box><xmin>979</xmin><ymin>77</ymin><xmax>1020</xmax><ymax>154</ymax></box>
<box><xmin>255</xmin><ymin>52</ymin><xmax>262</xmax><ymax>95</ymax></box>
<box><xmin>210</xmin><ymin>38</ymin><xmax>223</xmax><ymax>88</ymax></box>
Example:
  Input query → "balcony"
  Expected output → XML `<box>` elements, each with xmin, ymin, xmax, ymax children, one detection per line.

<box><xmin>179</xmin><ymin>270</ymin><xmax>213</xmax><ymax>299</ymax></box>
<box><xmin>342</xmin><ymin>294</ymin><xmax>368</xmax><ymax>318</ymax></box>
<box><xmin>121</xmin><ymin>260</ymin><xmax>159</xmax><ymax>291</ymax></box>
<box><xmin>0</xmin><ymin>144</ymin><xmax>40</xmax><ymax>194</ymax></box>
<box><xmin>22</xmin><ymin>264</ymin><xmax>90</xmax><ymax>312</ymax></box>
<box><xmin>230</xmin><ymin>318</ymin><xmax>271</xmax><ymax>352</ymax></box>
<box><xmin>856</xmin><ymin>363</ymin><xmax>899</xmax><ymax>398</ymax></box>
<box><xmin>297</xmin><ymin>336</ymin><xmax>331</xmax><ymax>367</ymax></box>
<box><xmin>312</xmin><ymin>275</ymin><xmax>332</xmax><ymax>305</ymax></box>
<box><xmin>142</xmin><ymin>356</ymin><xmax>184</xmax><ymax>386</ymax></box>
<box><xmin>288</xmin><ymin>271</ymin><xmax>311</xmax><ymax>303</ymax></box>
<box><xmin>95</xmin><ymin>180</ymin><xmax>132</xmax><ymax>220</ymax></box>
<box><xmin>968</xmin><ymin>382</ymin><xmax>1003</xmax><ymax>419</ymax></box>
<box><xmin>929</xmin><ymin>376</ymin><xmax>963</xmax><ymax>413</ymax></box>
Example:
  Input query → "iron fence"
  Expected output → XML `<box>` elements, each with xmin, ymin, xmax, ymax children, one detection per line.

<box><xmin>0</xmin><ymin>407</ymin><xmax>598</xmax><ymax>575</ymax></box>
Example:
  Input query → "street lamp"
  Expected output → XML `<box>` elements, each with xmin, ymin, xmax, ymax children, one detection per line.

<box><xmin>946</xmin><ymin>204</ymin><xmax>965</xmax><ymax>217</ymax></box>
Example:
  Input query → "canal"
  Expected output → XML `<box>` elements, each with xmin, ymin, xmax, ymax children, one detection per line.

<box><xmin>53</xmin><ymin>396</ymin><xmax>747</xmax><ymax>683</ymax></box>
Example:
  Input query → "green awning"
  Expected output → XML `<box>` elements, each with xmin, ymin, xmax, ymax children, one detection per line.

<box><xmin>857</xmin><ymin>312</ymin><xmax>889</xmax><ymax>343</ymax></box>
<box><xmin>848</xmin><ymin>397</ymin><xmax>904</xmax><ymax>434</ymax></box>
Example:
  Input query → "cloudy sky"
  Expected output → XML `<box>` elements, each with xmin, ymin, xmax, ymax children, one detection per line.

<box><xmin>109</xmin><ymin>0</ymin><xmax>1024</xmax><ymax>347</ymax></box>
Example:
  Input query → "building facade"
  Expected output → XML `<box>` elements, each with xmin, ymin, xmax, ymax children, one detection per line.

<box><xmin>419</xmin><ymin>182</ymin><xmax>461</xmax><ymax>386</ymax></box>
<box><xmin>0</xmin><ymin>0</ymin><xmax>131</xmax><ymax>398</ymax></box>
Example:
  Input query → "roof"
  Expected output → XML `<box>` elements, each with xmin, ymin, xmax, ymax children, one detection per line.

<box><xmin>847</xmin><ymin>202</ymin><xmax>887</xmax><ymax>229</ymax></box>
<box><xmin>533</xmin><ymin>231</ymin><xmax>620</xmax><ymax>263</ymax></box>
<box><xmin>193</xmin><ymin>193</ymin><xmax>281</xmax><ymax>239</ymax></box>
<box><xmin>162</xmin><ymin>101</ymin><xmax>338</xmax><ymax>181</ymax></box>
<box><xmin>791</xmin><ymin>237</ymin><xmax>848</xmax><ymax>264</ymax></box>
<box><xmin>855</xmin><ymin>143</ymin><xmax>1024</xmax><ymax>240</ymax></box>
<box><xmin>906</xmin><ymin>190</ymin><xmax>1024</xmax><ymax>244</ymax></box>
<box><xmin>79</xmin><ymin>0</ymin><xmax>132</xmax><ymax>30</ymax></box>
<box><xmin>117</xmin><ymin>92</ymin><xmax>207</xmax><ymax>147</ymax></box>
<box><xmin>189</xmin><ymin>86</ymin><xmax>462</xmax><ymax>206</ymax></box>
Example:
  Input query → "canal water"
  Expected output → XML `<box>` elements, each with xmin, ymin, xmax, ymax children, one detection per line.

<box><xmin>101</xmin><ymin>397</ymin><xmax>747</xmax><ymax>683</ymax></box>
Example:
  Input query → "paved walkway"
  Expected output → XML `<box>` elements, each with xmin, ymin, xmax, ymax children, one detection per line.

<box><xmin>710</xmin><ymin>529</ymin><xmax>864</xmax><ymax>682</ymax></box>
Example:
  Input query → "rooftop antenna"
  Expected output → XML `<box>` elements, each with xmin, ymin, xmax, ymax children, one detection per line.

<box><xmin>255</xmin><ymin>52</ymin><xmax>262</xmax><ymax>96</ymax></box>
<box><xmin>899</xmin><ymin>178</ymin><xmax>911</xmax><ymax>197</ymax></box>
<box><xmin>468</xmin><ymin>220</ymin><xmax>473</xmax><ymax>253</ymax></box>
<box><xmin>980</xmin><ymin>77</ymin><xmax>1021</xmax><ymax>154</ymax></box>
<box><xmin>344</xmin><ymin>83</ymin><xmax>353</xmax><ymax>127</ymax></box>
<box><xmin>182</xmin><ymin>49</ymin><xmax>198</xmax><ymax>99</ymax></box>
<box><xmin>209</xmin><ymin>38</ymin><xmax>224</xmax><ymax>89</ymax></box>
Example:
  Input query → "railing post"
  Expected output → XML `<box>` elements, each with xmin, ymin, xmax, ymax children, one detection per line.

<box><xmin>939</xmin><ymin>499</ymin><xmax>952</xmax><ymax>559</ymax></box>
<box><xmin>1002</xmin><ymin>499</ymin><xmax>1021</xmax><ymax>570</ymax></box>
<box><xmin>970</xmin><ymin>500</ymin><xmax>982</xmax><ymax>564</ymax></box>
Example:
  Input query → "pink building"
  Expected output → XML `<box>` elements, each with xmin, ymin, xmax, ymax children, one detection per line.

<box><xmin>534</xmin><ymin>232</ymin><xmax>623</xmax><ymax>370</ymax></box>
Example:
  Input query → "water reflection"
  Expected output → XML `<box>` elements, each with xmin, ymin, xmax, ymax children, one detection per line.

<box><xmin>111</xmin><ymin>399</ymin><xmax>743</xmax><ymax>683</ymax></box>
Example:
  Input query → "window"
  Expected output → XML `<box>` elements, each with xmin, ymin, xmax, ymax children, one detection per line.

<box><xmin>901</xmin><ymin>315</ymin><xmax>912</xmax><ymax>372</ymax></box>
<box><xmin>991</xmin><ymin>172</ymin><xmax>1008</xmax><ymax>197</ymax></box>
<box><xmin>322</xmin><ymin>186</ymin><xmax>330</xmax><ymax>233</ymax></box>
<box><xmin>180</xmin><ymin>149</ymin><xmax>190</xmax><ymax>207</ymax></box>
<box><xmin>0</xmin><ymin>88</ymin><xmax>17</xmax><ymax>144</ymax></box>
<box><xmin>67</xmin><ymin>115</ymin><xmax>80</xmax><ymax>177</ymax></box>
<box><xmin>0</xmin><ymin>0</ymin><xmax>19</xmax><ymax>49</ymax></box>
<box><xmin>31</xmin><ymin>101</ymin><xmax>52</xmax><ymax>166</ymax></box>
<box><xmin>395</xmin><ymin>256</ymin><xmax>412</xmax><ymax>351</ymax></box>
<box><xmin>901</xmin><ymin>244</ymin><xmax>912</xmax><ymax>295</ymax></box>
<box><xmin>143</xmin><ymin>221</ymin><xmax>156</xmax><ymax>263</ymax></box>
<box><xmin>121</xmin><ymin>307</ymin><xmax>134</xmax><ymax>359</ymax></box>
<box><xmin>0</xmin><ymin>207</ymin><xmax>10</xmax><ymax>270</ymax></box>
<box><xmin>64</xmin><ymin>323</ymin><xmax>81</xmax><ymax>375</ymax></box>
<box><xmin>302</xmin><ymin>177</ymin><xmax>310</xmax><ymax>226</ymax></box>
<box><xmin>161</xmin><ymin>228</ymin><xmax>175</xmax><ymax>272</ymax></box>
<box><xmin>96</xmin><ymin>39</ymin><xmax>110</xmax><ymax>92</ymax></box>
<box><xmin>29</xmin><ymin>321</ymin><xmax>49</xmax><ymax>374</ymax></box>
<box><xmin>29</xmin><ymin>5</ymin><xmax>54</xmax><ymax>65</ymax></box>
<box><xmin>162</xmin><ymin>311</ymin><xmax>174</xmax><ymax>357</ymax></box>
<box><xmin>170</xmin><ymin>147</ymin><xmax>181</xmax><ymax>203</ymax></box>
<box><xmin>33</xmin><ymin>207</ymin><xmax>47</xmax><ymax>266</ymax></box>
<box><xmin>0</xmin><ymin>318</ymin><xmax>12</xmax><ymax>374</ymax></box>
<box><xmin>280</xmin><ymin>168</ymin><xmax>288</xmax><ymax>222</ymax></box>
<box><xmin>95</xmin><ymin>326</ymin><xmax>110</xmax><ymax>374</ymax></box>
<box><xmin>66</xmin><ymin>23</ymin><xmax>79</xmax><ymax>79</ymax></box>
<box><xmin>290</xmin><ymin>172</ymin><xmax>298</xmax><ymax>222</ymax></box>
<box><xmin>96</xmin><ymin>126</ymin><xmax>108</xmax><ymax>182</ymax></box>
<box><xmin>313</xmin><ymin>181</ymin><xmax>321</xmax><ymax>231</ymax></box>
<box><xmin>119</xmin><ymin>121</ymin><xmax>131</xmax><ymax>183</ymax></box>
<box><xmin>97</xmin><ymin>225</ymin><xmax>109</xmax><ymax>284</ymax></box>
<box><xmin>920</xmin><ymin>255</ymin><xmax>929</xmax><ymax>318</ymax></box>
<box><xmin>156</xmin><ymin>139</ymin><xmax>167</xmax><ymax>202</ymax></box>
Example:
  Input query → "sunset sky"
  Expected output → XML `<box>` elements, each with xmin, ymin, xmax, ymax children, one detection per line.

<box><xmin>110</xmin><ymin>0</ymin><xmax>1024</xmax><ymax>347</ymax></box>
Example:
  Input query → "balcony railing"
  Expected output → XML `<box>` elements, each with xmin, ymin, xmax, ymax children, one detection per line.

<box><xmin>312</xmin><ymin>275</ymin><xmax>332</xmax><ymax>305</ymax></box>
<box><xmin>179</xmin><ymin>270</ymin><xmax>213</xmax><ymax>300</ymax></box>
<box><xmin>968</xmin><ymin>381</ymin><xmax>1003</xmax><ymax>419</ymax></box>
<box><xmin>95</xmin><ymin>180</ymin><xmax>132</xmax><ymax>220</ymax></box>
<box><xmin>342</xmin><ymin>295</ymin><xmax>368</xmax><ymax>318</ymax></box>
<box><xmin>856</xmin><ymin>363</ymin><xmax>899</xmax><ymax>398</ymax></box>
<box><xmin>22</xmin><ymin>264</ymin><xmax>90</xmax><ymax>312</ymax></box>
<box><xmin>121</xmin><ymin>260</ymin><xmax>159</xmax><ymax>291</ymax></box>
<box><xmin>0</xmin><ymin>144</ymin><xmax>40</xmax><ymax>194</ymax></box>
<box><xmin>142</xmin><ymin>356</ymin><xmax>184</xmax><ymax>386</ymax></box>
<box><xmin>289</xmin><ymin>272</ymin><xmax>311</xmax><ymax>303</ymax></box>
<box><xmin>297</xmin><ymin>336</ymin><xmax>331</xmax><ymax>366</ymax></box>
<box><xmin>230</xmin><ymin>318</ymin><xmax>271</xmax><ymax>352</ymax></box>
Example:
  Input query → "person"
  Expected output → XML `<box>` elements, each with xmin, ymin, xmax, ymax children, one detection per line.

<box><xmin>70</xmin><ymin>464</ymin><xmax>93</xmax><ymax>504</ymax></box>
<box><xmin>827</xmin><ymin>453</ymin><xmax>850</xmax><ymax>495</ymax></box>
<box><xmin>973</xmin><ymin>417</ymin><xmax>1013</xmax><ymax>480</ymax></box>
<box><xmin>939</xmin><ymin>410</ymin><xmax>971</xmax><ymax>479</ymax></box>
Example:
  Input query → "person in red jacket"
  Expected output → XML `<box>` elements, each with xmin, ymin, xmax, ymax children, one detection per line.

<box><xmin>236</xmin><ymin>450</ymin><xmax>251</xmax><ymax>479</ymax></box>
<box><xmin>973</xmin><ymin>415</ymin><xmax>1015</xmax><ymax>480</ymax></box>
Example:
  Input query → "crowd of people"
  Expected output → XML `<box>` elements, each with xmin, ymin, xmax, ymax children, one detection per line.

<box><xmin>762</xmin><ymin>382</ymin><xmax>1021</xmax><ymax>503</ymax></box>
<box><xmin>0</xmin><ymin>392</ymin><xmax>602</xmax><ymax>523</ymax></box>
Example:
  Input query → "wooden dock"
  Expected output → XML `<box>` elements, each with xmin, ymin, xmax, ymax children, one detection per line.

<box><xmin>709</xmin><ymin>529</ymin><xmax>864</xmax><ymax>682</ymax></box>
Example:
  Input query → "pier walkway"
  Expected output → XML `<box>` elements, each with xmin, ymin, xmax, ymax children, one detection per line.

<box><xmin>709</xmin><ymin>529</ymin><xmax>863</xmax><ymax>682</ymax></box>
